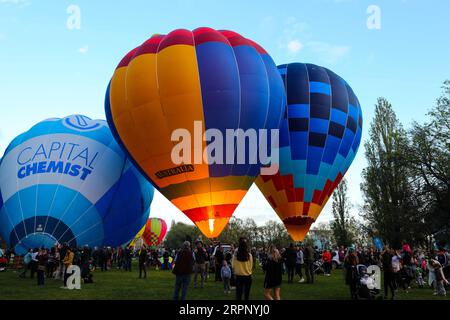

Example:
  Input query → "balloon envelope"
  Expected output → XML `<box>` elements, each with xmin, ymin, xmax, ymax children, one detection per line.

<box><xmin>105</xmin><ymin>27</ymin><xmax>285</xmax><ymax>238</ymax></box>
<box><xmin>256</xmin><ymin>63</ymin><xmax>363</xmax><ymax>241</ymax></box>
<box><xmin>142</xmin><ymin>217</ymin><xmax>167</xmax><ymax>247</ymax></box>
<box><xmin>0</xmin><ymin>115</ymin><xmax>154</xmax><ymax>254</ymax></box>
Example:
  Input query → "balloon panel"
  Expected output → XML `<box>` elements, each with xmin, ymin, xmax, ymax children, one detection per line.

<box><xmin>256</xmin><ymin>63</ymin><xmax>362</xmax><ymax>241</ymax></box>
<box><xmin>106</xmin><ymin>28</ymin><xmax>285</xmax><ymax>238</ymax></box>
<box><xmin>0</xmin><ymin>115</ymin><xmax>154</xmax><ymax>254</ymax></box>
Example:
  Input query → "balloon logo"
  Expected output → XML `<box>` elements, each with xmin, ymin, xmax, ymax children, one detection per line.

<box><xmin>63</xmin><ymin>115</ymin><xmax>104</xmax><ymax>131</ymax></box>
<box><xmin>142</xmin><ymin>217</ymin><xmax>167</xmax><ymax>247</ymax></box>
<box><xmin>105</xmin><ymin>27</ymin><xmax>285</xmax><ymax>238</ymax></box>
<box><xmin>0</xmin><ymin>115</ymin><xmax>155</xmax><ymax>254</ymax></box>
<box><xmin>256</xmin><ymin>63</ymin><xmax>363</xmax><ymax>241</ymax></box>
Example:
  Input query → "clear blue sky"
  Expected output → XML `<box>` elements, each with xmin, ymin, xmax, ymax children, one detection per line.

<box><xmin>1</xmin><ymin>0</ymin><xmax>449</xmax><ymax>227</ymax></box>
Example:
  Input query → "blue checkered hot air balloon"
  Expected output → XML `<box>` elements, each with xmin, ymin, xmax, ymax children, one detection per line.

<box><xmin>0</xmin><ymin>115</ymin><xmax>154</xmax><ymax>254</ymax></box>
<box><xmin>256</xmin><ymin>63</ymin><xmax>363</xmax><ymax>241</ymax></box>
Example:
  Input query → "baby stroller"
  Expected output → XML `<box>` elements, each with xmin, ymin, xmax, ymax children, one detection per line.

<box><xmin>313</xmin><ymin>259</ymin><xmax>324</xmax><ymax>275</ymax></box>
<box><xmin>355</xmin><ymin>264</ymin><xmax>381</xmax><ymax>300</ymax></box>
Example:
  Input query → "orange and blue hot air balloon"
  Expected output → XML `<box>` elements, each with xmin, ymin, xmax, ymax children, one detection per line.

<box><xmin>256</xmin><ymin>63</ymin><xmax>363</xmax><ymax>241</ymax></box>
<box><xmin>142</xmin><ymin>217</ymin><xmax>167</xmax><ymax>247</ymax></box>
<box><xmin>105</xmin><ymin>28</ymin><xmax>285</xmax><ymax>238</ymax></box>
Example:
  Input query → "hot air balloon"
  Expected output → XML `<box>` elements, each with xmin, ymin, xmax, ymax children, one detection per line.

<box><xmin>0</xmin><ymin>115</ymin><xmax>154</xmax><ymax>254</ymax></box>
<box><xmin>142</xmin><ymin>217</ymin><xmax>167</xmax><ymax>247</ymax></box>
<box><xmin>256</xmin><ymin>63</ymin><xmax>363</xmax><ymax>241</ymax></box>
<box><xmin>105</xmin><ymin>27</ymin><xmax>285</xmax><ymax>238</ymax></box>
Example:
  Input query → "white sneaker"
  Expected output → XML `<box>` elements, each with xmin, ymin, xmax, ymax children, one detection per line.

<box><xmin>298</xmin><ymin>278</ymin><xmax>305</xmax><ymax>283</ymax></box>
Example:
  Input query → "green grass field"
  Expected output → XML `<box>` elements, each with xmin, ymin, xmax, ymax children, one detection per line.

<box><xmin>0</xmin><ymin>262</ymin><xmax>448</xmax><ymax>300</ymax></box>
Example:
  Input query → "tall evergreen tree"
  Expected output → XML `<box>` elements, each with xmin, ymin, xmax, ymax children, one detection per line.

<box><xmin>361</xmin><ymin>98</ymin><xmax>421</xmax><ymax>248</ymax></box>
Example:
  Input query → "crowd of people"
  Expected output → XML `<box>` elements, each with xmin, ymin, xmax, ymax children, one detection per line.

<box><xmin>342</xmin><ymin>243</ymin><xmax>450</xmax><ymax>299</ymax></box>
<box><xmin>1</xmin><ymin>239</ymin><xmax>449</xmax><ymax>300</ymax></box>
<box><xmin>2</xmin><ymin>244</ymin><xmax>177</xmax><ymax>288</ymax></box>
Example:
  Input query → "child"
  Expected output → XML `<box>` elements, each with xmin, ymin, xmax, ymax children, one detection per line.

<box><xmin>415</xmin><ymin>265</ymin><xmax>424</xmax><ymax>288</ymax></box>
<box><xmin>221</xmin><ymin>260</ymin><xmax>231</xmax><ymax>294</ymax></box>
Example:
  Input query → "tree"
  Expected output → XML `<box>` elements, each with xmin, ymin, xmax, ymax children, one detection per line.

<box><xmin>361</xmin><ymin>97</ymin><xmax>423</xmax><ymax>248</ymax></box>
<box><xmin>163</xmin><ymin>222</ymin><xmax>200</xmax><ymax>249</ymax></box>
<box><xmin>330</xmin><ymin>178</ymin><xmax>355</xmax><ymax>247</ymax></box>
<box><xmin>408</xmin><ymin>81</ymin><xmax>450</xmax><ymax>246</ymax></box>
<box><xmin>258</xmin><ymin>220</ymin><xmax>292</xmax><ymax>248</ymax></box>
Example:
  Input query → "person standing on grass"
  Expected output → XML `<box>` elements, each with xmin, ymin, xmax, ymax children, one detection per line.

<box><xmin>295</xmin><ymin>245</ymin><xmax>305</xmax><ymax>283</ymax></box>
<box><xmin>125</xmin><ymin>246</ymin><xmax>133</xmax><ymax>272</ymax></box>
<box><xmin>214</xmin><ymin>245</ymin><xmax>225</xmax><ymax>282</ymax></box>
<box><xmin>19</xmin><ymin>249</ymin><xmax>33</xmax><ymax>278</ymax></box>
<box><xmin>172</xmin><ymin>241</ymin><xmax>194</xmax><ymax>300</ymax></box>
<box><xmin>193</xmin><ymin>240</ymin><xmax>207</xmax><ymax>288</ymax></box>
<box><xmin>322</xmin><ymin>249</ymin><xmax>332</xmax><ymax>276</ymax></box>
<box><xmin>58</xmin><ymin>243</ymin><xmax>68</xmax><ymax>280</ymax></box>
<box><xmin>221</xmin><ymin>260</ymin><xmax>232</xmax><ymax>294</ymax></box>
<box><xmin>37</xmin><ymin>248</ymin><xmax>48</xmax><ymax>286</ymax></box>
<box><xmin>284</xmin><ymin>243</ymin><xmax>297</xmax><ymax>284</ymax></box>
<box><xmin>30</xmin><ymin>248</ymin><xmax>39</xmax><ymax>279</ymax></box>
<box><xmin>225</xmin><ymin>244</ymin><xmax>236</xmax><ymax>288</ymax></box>
<box><xmin>204</xmin><ymin>244</ymin><xmax>210</xmax><ymax>281</ymax></box>
<box><xmin>303</xmin><ymin>244</ymin><xmax>315</xmax><ymax>284</ymax></box>
<box><xmin>232</xmin><ymin>237</ymin><xmax>253</xmax><ymax>300</ymax></box>
<box><xmin>263</xmin><ymin>245</ymin><xmax>283</xmax><ymax>300</ymax></box>
<box><xmin>381</xmin><ymin>247</ymin><xmax>395</xmax><ymax>300</ymax></box>
<box><xmin>344</xmin><ymin>248</ymin><xmax>359</xmax><ymax>300</ymax></box>
<box><xmin>431</xmin><ymin>259</ymin><xmax>449</xmax><ymax>296</ymax></box>
<box><xmin>62</xmin><ymin>247</ymin><xmax>74</xmax><ymax>289</ymax></box>
<box><xmin>46</xmin><ymin>247</ymin><xmax>56</xmax><ymax>278</ymax></box>
<box><xmin>138</xmin><ymin>246</ymin><xmax>148</xmax><ymax>279</ymax></box>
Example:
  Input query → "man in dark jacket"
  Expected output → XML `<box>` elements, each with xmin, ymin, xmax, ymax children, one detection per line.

<box><xmin>173</xmin><ymin>241</ymin><xmax>194</xmax><ymax>300</ymax></box>
<box><xmin>193</xmin><ymin>241</ymin><xmax>207</xmax><ymax>288</ymax></box>
<box><xmin>138</xmin><ymin>246</ymin><xmax>148</xmax><ymax>279</ymax></box>
<box><xmin>381</xmin><ymin>247</ymin><xmax>395</xmax><ymax>300</ymax></box>
<box><xmin>214</xmin><ymin>245</ymin><xmax>225</xmax><ymax>281</ymax></box>
<box><xmin>304</xmin><ymin>245</ymin><xmax>315</xmax><ymax>284</ymax></box>
<box><xmin>284</xmin><ymin>243</ymin><xmax>297</xmax><ymax>283</ymax></box>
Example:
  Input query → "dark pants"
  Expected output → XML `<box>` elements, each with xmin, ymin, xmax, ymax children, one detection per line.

<box><xmin>286</xmin><ymin>264</ymin><xmax>295</xmax><ymax>283</ymax></box>
<box><xmin>139</xmin><ymin>263</ymin><xmax>147</xmax><ymax>278</ymax></box>
<box><xmin>173</xmin><ymin>274</ymin><xmax>191</xmax><ymax>300</ymax></box>
<box><xmin>215</xmin><ymin>264</ymin><xmax>222</xmax><ymax>281</ymax></box>
<box><xmin>100</xmin><ymin>259</ymin><xmax>107</xmax><ymax>271</ymax></box>
<box><xmin>46</xmin><ymin>262</ymin><xmax>56</xmax><ymax>278</ymax></box>
<box><xmin>20</xmin><ymin>263</ymin><xmax>30</xmax><ymax>278</ymax></box>
<box><xmin>235</xmin><ymin>275</ymin><xmax>252</xmax><ymax>300</ymax></box>
<box><xmin>30</xmin><ymin>261</ymin><xmax>37</xmax><ymax>279</ymax></box>
<box><xmin>64</xmin><ymin>268</ymin><xmax>72</xmax><ymax>287</ymax></box>
<box><xmin>125</xmin><ymin>259</ymin><xmax>132</xmax><ymax>271</ymax></box>
<box><xmin>37</xmin><ymin>269</ymin><xmax>45</xmax><ymax>286</ymax></box>
<box><xmin>223</xmin><ymin>278</ymin><xmax>231</xmax><ymax>292</ymax></box>
<box><xmin>194</xmin><ymin>263</ymin><xmax>206</xmax><ymax>287</ymax></box>
<box><xmin>304</xmin><ymin>261</ymin><xmax>314</xmax><ymax>283</ymax></box>
<box><xmin>324</xmin><ymin>262</ymin><xmax>332</xmax><ymax>274</ymax></box>
<box><xmin>384</xmin><ymin>271</ymin><xmax>395</xmax><ymax>298</ymax></box>
<box><xmin>296</xmin><ymin>263</ymin><xmax>303</xmax><ymax>278</ymax></box>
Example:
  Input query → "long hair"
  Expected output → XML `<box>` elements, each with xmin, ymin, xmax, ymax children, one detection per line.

<box><xmin>236</xmin><ymin>237</ymin><xmax>250</xmax><ymax>262</ymax></box>
<box><xmin>268</xmin><ymin>245</ymin><xmax>281</xmax><ymax>262</ymax></box>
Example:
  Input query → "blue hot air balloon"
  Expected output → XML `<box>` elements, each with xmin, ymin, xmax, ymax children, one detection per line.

<box><xmin>0</xmin><ymin>115</ymin><xmax>154</xmax><ymax>254</ymax></box>
<box><xmin>256</xmin><ymin>63</ymin><xmax>363</xmax><ymax>241</ymax></box>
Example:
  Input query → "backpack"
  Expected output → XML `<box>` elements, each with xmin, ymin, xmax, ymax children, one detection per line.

<box><xmin>437</xmin><ymin>253</ymin><xmax>447</xmax><ymax>267</ymax></box>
